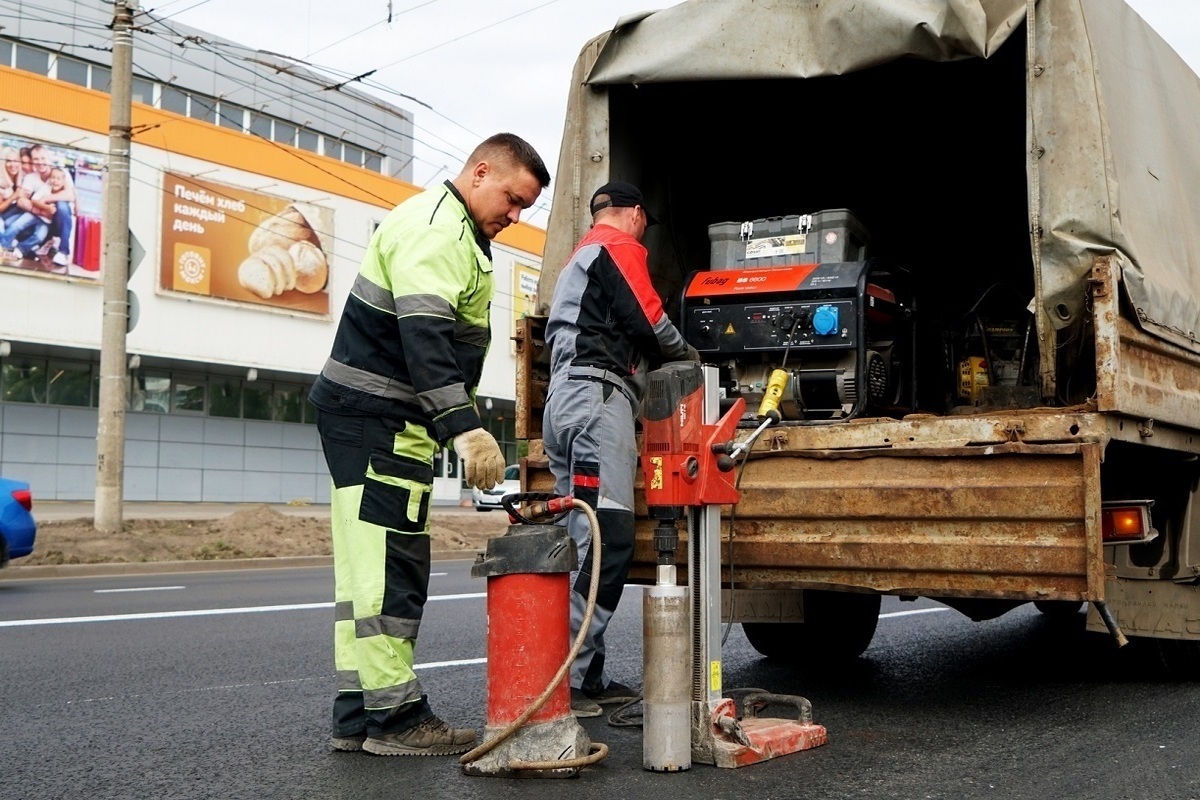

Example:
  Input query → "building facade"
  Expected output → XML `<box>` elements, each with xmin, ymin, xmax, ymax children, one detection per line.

<box><xmin>0</xmin><ymin>4</ymin><xmax>544</xmax><ymax>505</ymax></box>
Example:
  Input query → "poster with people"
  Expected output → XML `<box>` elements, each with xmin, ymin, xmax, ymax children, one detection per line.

<box><xmin>0</xmin><ymin>137</ymin><xmax>105</xmax><ymax>278</ymax></box>
<box><xmin>159</xmin><ymin>171</ymin><xmax>333</xmax><ymax>315</ymax></box>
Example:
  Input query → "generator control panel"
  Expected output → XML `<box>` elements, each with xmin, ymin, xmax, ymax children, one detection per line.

<box><xmin>688</xmin><ymin>299</ymin><xmax>858</xmax><ymax>353</ymax></box>
<box><xmin>682</xmin><ymin>262</ymin><xmax>894</xmax><ymax>356</ymax></box>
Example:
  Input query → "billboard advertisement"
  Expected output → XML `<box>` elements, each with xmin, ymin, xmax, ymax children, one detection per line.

<box><xmin>159</xmin><ymin>172</ymin><xmax>333</xmax><ymax>315</ymax></box>
<box><xmin>512</xmin><ymin>262</ymin><xmax>539</xmax><ymax>354</ymax></box>
<box><xmin>0</xmin><ymin>137</ymin><xmax>105</xmax><ymax>278</ymax></box>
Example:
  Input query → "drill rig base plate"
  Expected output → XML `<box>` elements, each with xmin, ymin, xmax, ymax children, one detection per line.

<box><xmin>693</xmin><ymin>698</ymin><xmax>828</xmax><ymax>769</ymax></box>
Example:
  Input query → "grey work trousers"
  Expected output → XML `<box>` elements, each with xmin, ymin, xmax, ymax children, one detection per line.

<box><xmin>542</xmin><ymin>376</ymin><xmax>638</xmax><ymax>694</ymax></box>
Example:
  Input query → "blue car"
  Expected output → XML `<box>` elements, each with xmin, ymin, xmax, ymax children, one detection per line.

<box><xmin>0</xmin><ymin>477</ymin><xmax>36</xmax><ymax>567</ymax></box>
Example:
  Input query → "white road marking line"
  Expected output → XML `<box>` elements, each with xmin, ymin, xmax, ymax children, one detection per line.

<box><xmin>4</xmin><ymin>594</ymin><xmax>941</xmax><ymax>629</ymax></box>
<box><xmin>880</xmin><ymin>607</ymin><xmax>949</xmax><ymax>619</ymax></box>
<box><xmin>94</xmin><ymin>586</ymin><xmax>185</xmax><ymax>593</ymax></box>
<box><xmin>430</xmin><ymin>572</ymin><xmax>447</xmax><ymax>577</ymax></box>
<box><xmin>415</xmin><ymin>657</ymin><xmax>487</xmax><ymax>670</ymax></box>
<box><xmin>0</xmin><ymin>592</ymin><xmax>486</xmax><ymax>628</ymax></box>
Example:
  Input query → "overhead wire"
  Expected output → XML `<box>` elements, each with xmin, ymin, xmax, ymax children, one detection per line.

<box><xmin>126</xmin><ymin>15</ymin><xmax>498</xmax><ymax>192</ymax></box>
<box><xmin>26</xmin><ymin>2</ymin><xmax>552</xmax><ymax>222</ymax></box>
<box><xmin>8</xmin><ymin>3</ymin><xmax>554</xmax><ymax>228</ymax></box>
<box><xmin>128</xmin><ymin>28</ymin><xmax>553</xmax><ymax>222</ymax></box>
<box><xmin>134</xmin><ymin>0</ymin><xmax>215</xmax><ymax>23</ymax></box>
<box><xmin>146</xmin><ymin>0</ymin><xmax>559</xmax><ymax>218</ymax></box>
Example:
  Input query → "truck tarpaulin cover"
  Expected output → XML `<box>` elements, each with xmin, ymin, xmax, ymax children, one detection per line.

<box><xmin>547</xmin><ymin>0</ymin><xmax>1200</xmax><ymax>354</ymax></box>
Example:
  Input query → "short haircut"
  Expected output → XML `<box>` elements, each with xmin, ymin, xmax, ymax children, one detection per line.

<box><xmin>467</xmin><ymin>133</ymin><xmax>551</xmax><ymax>189</ymax></box>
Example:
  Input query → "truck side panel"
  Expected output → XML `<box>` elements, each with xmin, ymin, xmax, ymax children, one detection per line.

<box><xmin>627</xmin><ymin>444</ymin><xmax>1103</xmax><ymax>602</ymax></box>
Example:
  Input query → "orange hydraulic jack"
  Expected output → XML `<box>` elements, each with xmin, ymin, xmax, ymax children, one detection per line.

<box><xmin>641</xmin><ymin>362</ymin><xmax>827</xmax><ymax>770</ymax></box>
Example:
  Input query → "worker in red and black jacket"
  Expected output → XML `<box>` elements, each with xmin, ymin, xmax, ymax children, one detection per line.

<box><xmin>542</xmin><ymin>181</ymin><xmax>699</xmax><ymax>718</ymax></box>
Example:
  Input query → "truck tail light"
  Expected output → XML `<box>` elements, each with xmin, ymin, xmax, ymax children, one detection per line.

<box><xmin>11</xmin><ymin>487</ymin><xmax>32</xmax><ymax>512</ymax></box>
<box><xmin>1101</xmin><ymin>501</ymin><xmax>1155</xmax><ymax>544</ymax></box>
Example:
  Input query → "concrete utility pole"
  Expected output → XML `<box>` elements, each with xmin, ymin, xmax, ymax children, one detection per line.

<box><xmin>95</xmin><ymin>0</ymin><xmax>137</xmax><ymax>533</ymax></box>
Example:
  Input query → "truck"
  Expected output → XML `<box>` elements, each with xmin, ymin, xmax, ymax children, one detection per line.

<box><xmin>516</xmin><ymin>0</ymin><xmax>1200</xmax><ymax>673</ymax></box>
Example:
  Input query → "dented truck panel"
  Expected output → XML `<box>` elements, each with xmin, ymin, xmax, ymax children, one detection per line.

<box><xmin>519</xmin><ymin>350</ymin><xmax>1109</xmax><ymax>604</ymax></box>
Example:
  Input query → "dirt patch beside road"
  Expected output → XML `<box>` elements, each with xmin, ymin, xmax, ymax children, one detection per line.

<box><xmin>23</xmin><ymin>505</ymin><xmax>513</xmax><ymax>565</ymax></box>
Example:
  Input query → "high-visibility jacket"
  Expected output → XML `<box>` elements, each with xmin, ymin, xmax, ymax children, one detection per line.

<box><xmin>310</xmin><ymin>181</ymin><xmax>493</xmax><ymax>442</ymax></box>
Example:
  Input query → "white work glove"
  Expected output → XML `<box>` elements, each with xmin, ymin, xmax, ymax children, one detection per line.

<box><xmin>685</xmin><ymin>344</ymin><xmax>702</xmax><ymax>362</ymax></box>
<box><xmin>454</xmin><ymin>427</ymin><xmax>505</xmax><ymax>490</ymax></box>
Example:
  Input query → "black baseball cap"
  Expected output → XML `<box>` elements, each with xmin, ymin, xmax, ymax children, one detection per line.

<box><xmin>589</xmin><ymin>181</ymin><xmax>659</xmax><ymax>225</ymax></box>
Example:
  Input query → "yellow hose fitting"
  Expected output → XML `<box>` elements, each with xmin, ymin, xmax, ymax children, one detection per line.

<box><xmin>757</xmin><ymin>368</ymin><xmax>789</xmax><ymax>419</ymax></box>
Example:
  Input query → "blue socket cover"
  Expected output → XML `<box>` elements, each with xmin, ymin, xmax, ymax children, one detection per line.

<box><xmin>812</xmin><ymin>304</ymin><xmax>839</xmax><ymax>336</ymax></box>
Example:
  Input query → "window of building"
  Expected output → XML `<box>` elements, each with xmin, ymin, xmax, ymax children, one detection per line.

<box><xmin>47</xmin><ymin>361</ymin><xmax>92</xmax><ymax>407</ymax></box>
<box><xmin>364</xmin><ymin>152</ymin><xmax>383</xmax><ymax>173</ymax></box>
<box><xmin>343</xmin><ymin>143</ymin><xmax>364</xmax><ymax>168</ymax></box>
<box><xmin>218</xmin><ymin>103</ymin><xmax>244</xmax><ymax>131</ymax></box>
<box><xmin>272</xmin><ymin>384</ymin><xmax>304</xmax><ymax>422</ymax></box>
<box><xmin>297</xmin><ymin>129</ymin><xmax>319</xmax><ymax>153</ymax></box>
<box><xmin>249</xmin><ymin>113</ymin><xmax>273</xmax><ymax>140</ymax></box>
<box><xmin>130</xmin><ymin>373</ymin><xmax>170</xmax><ymax>413</ymax></box>
<box><xmin>0</xmin><ymin>360</ymin><xmax>317</xmax><ymax>424</ymax></box>
<box><xmin>56</xmin><ymin>56</ymin><xmax>89</xmax><ymax>88</ymax></box>
<box><xmin>131</xmin><ymin>77</ymin><xmax>154</xmax><ymax>105</ymax></box>
<box><xmin>172</xmin><ymin>375</ymin><xmax>206</xmax><ymax>413</ymax></box>
<box><xmin>91</xmin><ymin>64</ymin><xmax>111</xmax><ymax>92</ymax></box>
<box><xmin>189</xmin><ymin>94</ymin><xmax>217</xmax><ymax>123</ymax></box>
<box><xmin>243</xmin><ymin>383</ymin><xmax>272</xmax><ymax>420</ymax></box>
<box><xmin>1</xmin><ymin>359</ymin><xmax>47</xmax><ymax>404</ymax></box>
<box><xmin>273</xmin><ymin>120</ymin><xmax>296</xmax><ymax>146</ymax></box>
<box><xmin>209</xmin><ymin>378</ymin><xmax>242</xmax><ymax>418</ymax></box>
<box><xmin>0</xmin><ymin>40</ymin><xmax>11</xmax><ymax>67</ymax></box>
<box><xmin>160</xmin><ymin>85</ymin><xmax>188</xmax><ymax>116</ymax></box>
<box><xmin>15</xmin><ymin>45</ymin><xmax>49</xmax><ymax>75</ymax></box>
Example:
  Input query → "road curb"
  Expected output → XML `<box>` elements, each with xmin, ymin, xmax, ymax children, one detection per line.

<box><xmin>0</xmin><ymin>550</ymin><xmax>481</xmax><ymax>580</ymax></box>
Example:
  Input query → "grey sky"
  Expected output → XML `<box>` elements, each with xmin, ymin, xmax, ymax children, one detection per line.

<box><xmin>161</xmin><ymin>0</ymin><xmax>1198</xmax><ymax>229</ymax></box>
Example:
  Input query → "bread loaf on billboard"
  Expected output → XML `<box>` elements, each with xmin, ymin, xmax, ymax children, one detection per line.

<box><xmin>239</xmin><ymin>203</ymin><xmax>330</xmax><ymax>299</ymax></box>
<box><xmin>288</xmin><ymin>241</ymin><xmax>328</xmax><ymax>294</ymax></box>
<box><xmin>237</xmin><ymin>250</ymin><xmax>281</xmax><ymax>299</ymax></box>
<box><xmin>248</xmin><ymin>205</ymin><xmax>316</xmax><ymax>253</ymax></box>
<box><xmin>238</xmin><ymin>242</ymin><xmax>329</xmax><ymax>298</ymax></box>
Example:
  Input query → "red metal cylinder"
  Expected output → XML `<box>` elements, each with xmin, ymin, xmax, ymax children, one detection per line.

<box><xmin>485</xmin><ymin>572</ymin><xmax>572</xmax><ymax>726</ymax></box>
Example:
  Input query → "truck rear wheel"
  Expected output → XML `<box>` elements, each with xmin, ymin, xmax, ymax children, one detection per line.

<box><xmin>742</xmin><ymin>590</ymin><xmax>881</xmax><ymax>661</ymax></box>
<box><xmin>1151</xmin><ymin>639</ymin><xmax>1200</xmax><ymax>679</ymax></box>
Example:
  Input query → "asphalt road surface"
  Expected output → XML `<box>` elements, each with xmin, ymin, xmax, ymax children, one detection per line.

<box><xmin>3</xmin><ymin>562</ymin><xmax>1200</xmax><ymax>800</ymax></box>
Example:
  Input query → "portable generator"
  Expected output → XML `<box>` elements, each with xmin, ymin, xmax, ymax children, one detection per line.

<box><xmin>682</xmin><ymin>210</ymin><xmax>912</xmax><ymax>422</ymax></box>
